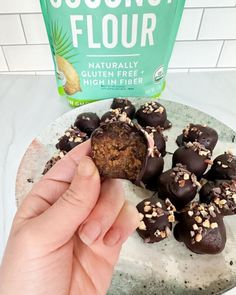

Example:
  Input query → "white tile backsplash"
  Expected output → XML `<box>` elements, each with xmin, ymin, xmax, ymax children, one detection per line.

<box><xmin>21</xmin><ymin>14</ymin><xmax>49</xmax><ymax>44</ymax></box>
<box><xmin>0</xmin><ymin>0</ymin><xmax>41</xmax><ymax>14</ymax></box>
<box><xmin>185</xmin><ymin>0</ymin><xmax>236</xmax><ymax>8</ymax></box>
<box><xmin>0</xmin><ymin>2</ymin><xmax>235</xmax><ymax>73</ymax></box>
<box><xmin>169</xmin><ymin>41</ymin><xmax>223</xmax><ymax>68</ymax></box>
<box><xmin>177</xmin><ymin>9</ymin><xmax>203</xmax><ymax>41</ymax></box>
<box><xmin>3</xmin><ymin>45</ymin><xmax>54</xmax><ymax>71</ymax></box>
<box><xmin>218</xmin><ymin>41</ymin><xmax>236</xmax><ymax>67</ymax></box>
<box><xmin>0</xmin><ymin>15</ymin><xmax>26</xmax><ymax>45</ymax></box>
<box><xmin>0</xmin><ymin>47</ymin><xmax>8</xmax><ymax>71</ymax></box>
<box><xmin>199</xmin><ymin>8</ymin><xmax>236</xmax><ymax>40</ymax></box>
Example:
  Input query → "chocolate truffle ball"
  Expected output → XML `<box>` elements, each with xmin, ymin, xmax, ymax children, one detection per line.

<box><xmin>141</xmin><ymin>153</ymin><xmax>164</xmax><ymax>190</ymax></box>
<box><xmin>43</xmin><ymin>151</ymin><xmax>66</xmax><ymax>175</ymax></box>
<box><xmin>74</xmin><ymin>112</ymin><xmax>100</xmax><ymax>135</ymax></box>
<box><xmin>145</xmin><ymin>126</ymin><xmax>167</xmax><ymax>157</ymax></box>
<box><xmin>176</xmin><ymin>124</ymin><xmax>218</xmax><ymax>151</ymax></box>
<box><xmin>91</xmin><ymin>121</ymin><xmax>149</xmax><ymax>183</ymax></box>
<box><xmin>136</xmin><ymin>198</ymin><xmax>176</xmax><ymax>243</ymax></box>
<box><xmin>100</xmin><ymin>109</ymin><xmax>132</xmax><ymax>124</ymax></box>
<box><xmin>205</xmin><ymin>152</ymin><xmax>236</xmax><ymax>181</ymax></box>
<box><xmin>111</xmin><ymin>98</ymin><xmax>135</xmax><ymax>119</ymax></box>
<box><xmin>200</xmin><ymin>180</ymin><xmax>236</xmax><ymax>216</ymax></box>
<box><xmin>157</xmin><ymin>164</ymin><xmax>199</xmax><ymax>210</ymax></box>
<box><xmin>174</xmin><ymin>202</ymin><xmax>226</xmax><ymax>254</ymax></box>
<box><xmin>135</xmin><ymin>101</ymin><xmax>171</xmax><ymax>129</ymax></box>
<box><xmin>56</xmin><ymin>126</ymin><xmax>89</xmax><ymax>152</ymax></box>
<box><xmin>172</xmin><ymin>142</ymin><xmax>212</xmax><ymax>179</ymax></box>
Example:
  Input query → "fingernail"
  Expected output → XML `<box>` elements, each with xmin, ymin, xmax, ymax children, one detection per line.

<box><xmin>104</xmin><ymin>229</ymin><xmax>121</xmax><ymax>247</ymax></box>
<box><xmin>78</xmin><ymin>157</ymin><xmax>96</xmax><ymax>177</ymax></box>
<box><xmin>79</xmin><ymin>220</ymin><xmax>101</xmax><ymax>246</ymax></box>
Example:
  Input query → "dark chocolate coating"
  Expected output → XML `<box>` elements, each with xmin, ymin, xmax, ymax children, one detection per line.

<box><xmin>174</xmin><ymin>202</ymin><xmax>226</xmax><ymax>254</ymax></box>
<box><xmin>100</xmin><ymin>111</ymin><xmax>118</xmax><ymax>123</ymax></box>
<box><xmin>157</xmin><ymin>166</ymin><xmax>198</xmax><ymax>210</ymax></box>
<box><xmin>136</xmin><ymin>198</ymin><xmax>176</xmax><ymax>243</ymax></box>
<box><xmin>136</xmin><ymin>102</ymin><xmax>171</xmax><ymax>129</ymax></box>
<box><xmin>176</xmin><ymin>124</ymin><xmax>218</xmax><ymax>151</ymax></box>
<box><xmin>91</xmin><ymin>121</ymin><xmax>148</xmax><ymax>182</ymax></box>
<box><xmin>145</xmin><ymin>127</ymin><xmax>166</xmax><ymax>157</ymax></box>
<box><xmin>200</xmin><ymin>180</ymin><xmax>236</xmax><ymax>216</ymax></box>
<box><xmin>142</xmin><ymin>156</ymin><xmax>164</xmax><ymax>190</ymax></box>
<box><xmin>43</xmin><ymin>151</ymin><xmax>66</xmax><ymax>174</ymax></box>
<box><xmin>111</xmin><ymin>98</ymin><xmax>136</xmax><ymax>118</ymax></box>
<box><xmin>56</xmin><ymin>126</ymin><xmax>89</xmax><ymax>152</ymax></box>
<box><xmin>74</xmin><ymin>112</ymin><xmax>100</xmax><ymax>135</ymax></box>
<box><xmin>172</xmin><ymin>145</ymin><xmax>210</xmax><ymax>178</ymax></box>
<box><xmin>205</xmin><ymin>153</ymin><xmax>236</xmax><ymax>181</ymax></box>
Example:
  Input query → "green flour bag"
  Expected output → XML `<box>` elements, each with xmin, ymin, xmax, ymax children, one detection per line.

<box><xmin>40</xmin><ymin>0</ymin><xmax>185</xmax><ymax>107</ymax></box>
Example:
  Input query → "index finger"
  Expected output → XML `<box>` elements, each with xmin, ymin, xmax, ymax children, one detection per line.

<box><xmin>17</xmin><ymin>140</ymin><xmax>92</xmax><ymax>219</ymax></box>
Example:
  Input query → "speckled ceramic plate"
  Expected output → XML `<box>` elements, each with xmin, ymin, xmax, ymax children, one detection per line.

<box><xmin>16</xmin><ymin>98</ymin><xmax>236</xmax><ymax>295</ymax></box>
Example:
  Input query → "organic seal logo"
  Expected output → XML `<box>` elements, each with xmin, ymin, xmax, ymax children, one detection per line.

<box><xmin>153</xmin><ymin>66</ymin><xmax>164</xmax><ymax>83</ymax></box>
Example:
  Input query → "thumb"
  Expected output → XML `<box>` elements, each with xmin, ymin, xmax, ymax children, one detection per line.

<box><xmin>29</xmin><ymin>156</ymin><xmax>101</xmax><ymax>245</ymax></box>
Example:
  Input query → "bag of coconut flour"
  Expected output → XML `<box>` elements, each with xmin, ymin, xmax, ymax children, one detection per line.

<box><xmin>40</xmin><ymin>0</ymin><xmax>185</xmax><ymax>107</ymax></box>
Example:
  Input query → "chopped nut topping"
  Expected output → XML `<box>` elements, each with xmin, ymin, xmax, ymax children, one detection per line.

<box><xmin>195</xmin><ymin>216</ymin><xmax>202</xmax><ymax>224</ymax></box>
<box><xmin>144</xmin><ymin>201</ymin><xmax>151</xmax><ymax>206</ymax></box>
<box><xmin>144</xmin><ymin>205</ymin><xmax>152</xmax><ymax>212</ymax></box>
<box><xmin>139</xmin><ymin>221</ymin><xmax>146</xmax><ymax>230</ymax></box>
<box><xmin>193</xmin><ymin>224</ymin><xmax>199</xmax><ymax>231</ymax></box>
<box><xmin>210</xmin><ymin>222</ymin><xmax>218</xmax><ymax>229</ymax></box>
<box><xmin>165</xmin><ymin>226</ymin><xmax>171</xmax><ymax>237</ymax></box>
<box><xmin>168</xmin><ymin>214</ymin><xmax>175</xmax><ymax>223</ymax></box>
<box><xmin>195</xmin><ymin>234</ymin><xmax>203</xmax><ymax>242</ymax></box>
<box><xmin>190</xmin><ymin>231</ymin><xmax>195</xmax><ymax>237</ymax></box>
<box><xmin>188</xmin><ymin>211</ymin><xmax>194</xmax><ymax>217</ymax></box>
<box><xmin>202</xmin><ymin>219</ymin><xmax>210</xmax><ymax>228</ymax></box>
<box><xmin>178</xmin><ymin>179</ymin><xmax>186</xmax><ymax>188</ymax></box>
<box><xmin>156</xmin><ymin>202</ymin><xmax>162</xmax><ymax>208</ymax></box>
<box><xmin>217</xmin><ymin>161</ymin><xmax>222</xmax><ymax>165</ymax></box>
<box><xmin>152</xmin><ymin>211</ymin><xmax>158</xmax><ymax>217</ymax></box>
<box><xmin>145</xmin><ymin>214</ymin><xmax>153</xmax><ymax>219</ymax></box>
<box><xmin>222</xmin><ymin>164</ymin><xmax>229</xmax><ymax>168</ymax></box>
<box><xmin>183</xmin><ymin>173</ymin><xmax>190</xmax><ymax>180</ymax></box>
<box><xmin>139</xmin><ymin>213</ymin><xmax>144</xmax><ymax>221</ymax></box>
<box><xmin>160</xmin><ymin>231</ymin><xmax>167</xmax><ymax>239</ymax></box>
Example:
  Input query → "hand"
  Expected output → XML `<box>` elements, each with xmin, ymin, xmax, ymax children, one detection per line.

<box><xmin>0</xmin><ymin>141</ymin><xmax>139</xmax><ymax>295</ymax></box>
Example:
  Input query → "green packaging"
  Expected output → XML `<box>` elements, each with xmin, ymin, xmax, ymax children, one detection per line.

<box><xmin>40</xmin><ymin>0</ymin><xmax>185</xmax><ymax>107</ymax></box>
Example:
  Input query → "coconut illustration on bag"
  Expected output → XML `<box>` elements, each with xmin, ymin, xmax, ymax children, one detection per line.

<box><xmin>50</xmin><ymin>22</ymin><xmax>82</xmax><ymax>95</ymax></box>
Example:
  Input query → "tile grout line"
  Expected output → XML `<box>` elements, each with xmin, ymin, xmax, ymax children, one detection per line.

<box><xmin>1</xmin><ymin>46</ymin><xmax>10</xmax><ymax>71</ymax></box>
<box><xmin>196</xmin><ymin>8</ymin><xmax>205</xmax><ymax>40</ymax></box>
<box><xmin>216</xmin><ymin>40</ymin><xmax>225</xmax><ymax>67</ymax></box>
<box><xmin>19</xmin><ymin>14</ymin><xmax>28</xmax><ymax>45</ymax></box>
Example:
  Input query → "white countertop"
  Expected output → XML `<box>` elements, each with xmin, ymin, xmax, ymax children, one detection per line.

<box><xmin>0</xmin><ymin>72</ymin><xmax>236</xmax><ymax>294</ymax></box>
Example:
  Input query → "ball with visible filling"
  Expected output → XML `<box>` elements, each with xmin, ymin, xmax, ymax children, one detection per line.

<box><xmin>136</xmin><ymin>198</ymin><xmax>176</xmax><ymax>243</ymax></box>
<box><xmin>111</xmin><ymin>98</ymin><xmax>136</xmax><ymax>119</ymax></box>
<box><xmin>200</xmin><ymin>180</ymin><xmax>236</xmax><ymax>216</ymax></box>
<box><xmin>174</xmin><ymin>202</ymin><xmax>226</xmax><ymax>254</ymax></box>
<box><xmin>205</xmin><ymin>152</ymin><xmax>236</xmax><ymax>181</ymax></box>
<box><xmin>172</xmin><ymin>142</ymin><xmax>212</xmax><ymax>178</ymax></box>
<box><xmin>91</xmin><ymin>121</ymin><xmax>149</xmax><ymax>183</ymax></box>
<box><xmin>135</xmin><ymin>101</ymin><xmax>171</xmax><ymax>129</ymax></box>
<box><xmin>74</xmin><ymin>112</ymin><xmax>100</xmax><ymax>135</ymax></box>
<box><xmin>157</xmin><ymin>164</ymin><xmax>199</xmax><ymax>210</ymax></box>
<box><xmin>56</xmin><ymin>126</ymin><xmax>89</xmax><ymax>152</ymax></box>
<box><xmin>176</xmin><ymin>123</ymin><xmax>218</xmax><ymax>151</ymax></box>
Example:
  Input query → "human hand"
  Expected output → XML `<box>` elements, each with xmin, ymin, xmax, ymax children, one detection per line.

<box><xmin>0</xmin><ymin>141</ymin><xmax>139</xmax><ymax>295</ymax></box>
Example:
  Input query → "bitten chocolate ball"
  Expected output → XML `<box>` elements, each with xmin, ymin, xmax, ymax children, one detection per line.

<box><xmin>74</xmin><ymin>112</ymin><xmax>100</xmax><ymax>135</ymax></box>
<box><xmin>111</xmin><ymin>98</ymin><xmax>136</xmax><ymax>118</ymax></box>
<box><xmin>200</xmin><ymin>180</ymin><xmax>236</xmax><ymax>216</ymax></box>
<box><xmin>205</xmin><ymin>152</ymin><xmax>236</xmax><ymax>181</ymax></box>
<box><xmin>176</xmin><ymin>124</ymin><xmax>218</xmax><ymax>151</ymax></box>
<box><xmin>56</xmin><ymin>126</ymin><xmax>89</xmax><ymax>152</ymax></box>
<box><xmin>157</xmin><ymin>164</ymin><xmax>199</xmax><ymax>210</ymax></box>
<box><xmin>43</xmin><ymin>151</ymin><xmax>66</xmax><ymax>175</ymax></box>
<box><xmin>172</xmin><ymin>142</ymin><xmax>212</xmax><ymax>178</ymax></box>
<box><xmin>136</xmin><ymin>198</ymin><xmax>176</xmax><ymax>243</ymax></box>
<box><xmin>136</xmin><ymin>101</ymin><xmax>172</xmax><ymax>129</ymax></box>
<box><xmin>174</xmin><ymin>202</ymin><xmax>226</xmax><ymax>254</ymax></box>
<box><xmin>91</xmin><ymin>121</ymin><xmax>149</xmax><ymax>183</ymax></box>
<box><xmin>145</xmin><ymin>126</ymin><xmax>167</xmax><ymax>157</ymax></box>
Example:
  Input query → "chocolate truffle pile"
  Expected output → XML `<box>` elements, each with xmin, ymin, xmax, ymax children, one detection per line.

<box><xmin>42</xmin><ymin>99</ymin><xmax>236</xmax><ymax>256</ymax></box>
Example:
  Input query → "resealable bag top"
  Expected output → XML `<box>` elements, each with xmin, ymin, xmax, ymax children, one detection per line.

<box><xmin>40</xmin><ymin>0</ymin><xmax>185</xmax><ymax>107</ymax></box>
